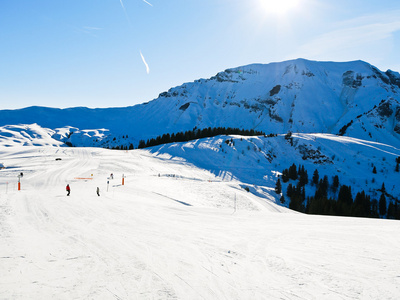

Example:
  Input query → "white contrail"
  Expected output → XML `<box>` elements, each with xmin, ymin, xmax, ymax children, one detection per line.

<box><xmin>142</xmin><ymin>0</ymin><xmax>153</xmax><ymax>7</ymax></box>
<box><xmin>119</xmin><ymin>0</ymin><xmax>126</xmax><ymax>10</ymax></box>
<box><xmin>119</xmin><ymin>0</ymin><xmax>132</xmax><ymax>26</ymax></box>
<box><xmin>140</xmin><ymin>51</ymin><xmax>150</xmax><ymax>74</ymax></box>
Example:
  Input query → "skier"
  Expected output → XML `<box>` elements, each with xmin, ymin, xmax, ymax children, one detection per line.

<box><xmin>66</xmin><ymin>184</ymin><xmax>70</xmax><ymax>196</ymax></box>
<box><xmin>96</xmin><ymin>187</ymin><xmax>100</xmax><ymax>197</ymax></box>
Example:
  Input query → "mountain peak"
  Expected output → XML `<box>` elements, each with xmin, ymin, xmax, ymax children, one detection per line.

<box><xmin>0</xmin><ymin>59</ymin><xmax>399</xmax><ymax>148</ymax></box>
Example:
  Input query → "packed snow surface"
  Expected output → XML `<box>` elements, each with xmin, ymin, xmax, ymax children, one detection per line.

<box><xmin>1</xmin><ymin>146</ymin><xmax>399</xmax><ymax>299</ymax></box>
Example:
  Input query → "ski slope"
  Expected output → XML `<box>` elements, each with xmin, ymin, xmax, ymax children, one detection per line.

<box><xmin>0</xmin><ymin>146</ymin><xmax>399</xmax><ymax>299</ymax></box>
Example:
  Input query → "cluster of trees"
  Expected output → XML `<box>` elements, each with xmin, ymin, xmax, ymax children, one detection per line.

<box><xmin>67</xmin><ymin>127</ymin><xmax>278</xmax><ymax>150</ymax></box>
<box><xmin>137</xmin><ymin>127</ymin><xmax>266</xmax><ymax>149</ymax></box>
<box><xmin>275</xmin><ymin>164</ymin><xmax>310</xmax><ymax>210</ymax></box>
<box><xmin>109</xmin><ymin>144</ymin><xmax>134</xmax><ymax>150</ymax></box>
<box><xmin>281</xmin><ymin>164</ymin><xmax>309</xmax><ymax>186</ymax></box>
<box><xmin>276</xmin><ymin>164</ymin><xmax>400</xmax><ymax>219</ymax></box>
<box><xmin>108</xmin><ymin>135</ymin><xmax>133</xmax><ymax>150</ymax></box>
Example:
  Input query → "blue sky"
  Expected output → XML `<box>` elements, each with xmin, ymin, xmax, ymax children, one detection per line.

<box><xmin>1</xmin><ymin>0</ymin><xmax>400</xmax><ymax>109</ymax></box>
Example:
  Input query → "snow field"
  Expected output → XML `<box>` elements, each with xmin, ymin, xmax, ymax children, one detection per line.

<box><xmin>0</xmin><ymin>146</ymin><xmax>399</xmax><ymax>299</ymax></box>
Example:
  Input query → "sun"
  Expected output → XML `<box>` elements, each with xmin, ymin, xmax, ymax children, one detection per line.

<box><xmin>259</xmin><ymin>0</ymin><xmax>300</xmax><ymax>15</ymax></box>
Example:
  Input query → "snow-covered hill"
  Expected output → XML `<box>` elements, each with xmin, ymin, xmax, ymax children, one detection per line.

<box><xmin>1</xmin><ymin>125</ymin><xmax>399</xmax><ymax>215</ymax></box>
<box><xmin>1</xmin><ymin>146</ymin><xmax>399</xmax><ymax>299</ymax></box>
<box><xmin>149</xmin><ymin>133</ymin><xmax>400</xmax><ymax>208</ymax></box>
<box><xmin>1</xmin><ymin>59</ymin><xmax>400</xmax><ymax>148</ymax></box>
<box><xmin>0</xmin><ymin>124</ymin><xmax>64</xmax><ymax>147</ymax></box>
<box><xmin>2</xmin><ymin>120</ymin><xmax>398</xmax><ymax>185</ymax></box>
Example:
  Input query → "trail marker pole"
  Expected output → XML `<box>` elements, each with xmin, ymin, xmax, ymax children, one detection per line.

<box><xmin>107</xmin><ymin>180</ymin><xmax>109</xmax><ymax>192</ymax></box>
<box><xmin>17</xmin><ymin>175</ymin><xmax>21</xmax><ymax>191</ymax></box>
<box><xmin>122</xmin><ymin>174</ymin><xmax>125</xmax><ymax>186</ymax></box>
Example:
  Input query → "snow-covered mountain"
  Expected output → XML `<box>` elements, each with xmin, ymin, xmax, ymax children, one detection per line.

<box><xmin>1</xmin><ymin>59</ymin><xmax>400</xmax><ymax>148</ymax></box>
<box><xmin>1</xmin><ymin>58</ymin><xmax>400</xmax><ymax>213</ymax></box>
<box><xmin>2</xmin><ymin>60</ymin><xmax>400</xmax><ymax>298</ymax></box>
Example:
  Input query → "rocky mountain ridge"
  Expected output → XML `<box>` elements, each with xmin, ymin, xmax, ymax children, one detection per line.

<box><xmin>1</xmin><ymin>58</ymin><xmax>400</xmax><ymax>148</ymax></box>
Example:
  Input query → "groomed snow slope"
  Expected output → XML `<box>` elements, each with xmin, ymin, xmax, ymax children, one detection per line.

<box><xmin>0</xmin><ymin>147</ymin><xmax>399</xmax><ymax>299</ymax></box>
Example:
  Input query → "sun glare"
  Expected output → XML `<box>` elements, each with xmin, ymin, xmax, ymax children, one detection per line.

<box><xmin>259</xmin><ymin>0</ymin><xmax>300</xmax><ymax>15</ymax></box>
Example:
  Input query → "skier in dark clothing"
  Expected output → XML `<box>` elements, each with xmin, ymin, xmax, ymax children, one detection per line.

<box><xmin>66</xmin><ymin>184</ymin><xmax>70</xmax><ymax>196</ymax></box>
<box><xmin>96</xmin><ymin>187</ymin><xmax>100</xmax><ymax>196</ymax></box>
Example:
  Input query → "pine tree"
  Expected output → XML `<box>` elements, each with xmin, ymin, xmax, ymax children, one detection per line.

<box><xmin>299</xmin><ymin>165</ymin><xmax>308</xmax><ymax>186</ymax></box>
<box><xmin>281</xmin><ymin>169</ymin><xmax>289</xmax><ymax>183</ymax></box>
<box><xmin>138</xmin><ymin>140</ymin><xmax>146</xmax><ymax>149</ymax></box>
<box><xmin>372</xmin><ymin>166</ymin><xmax>377</xmax><ymax>174</ymax></box>
<box><xmin>275</xmin><ymin>178</ymin><xmax>282</xmax><ymax>194</ymax></box>
<box><xmin>337</xmin><ymin>185</ymin><xmax>353</xmax><ymax>216</ymax></box>
<box><xmin>387</xmin><ymin>201</ymin><xmax>395</xmax><ymax>219</ymax></box>
<box><xmin>381</xmin><ymin>182</ymin><xmax>386</xmax><ymax>193</ymax></box>
<box><xmin>352</xmin><ymin>191</ymin><xmax>370</xmax><ymax>217</ymax></box>
<box><xmin>286</xmin><ymin>184</ymin><xmax>293</xmax><ymax>198</ymax></box>
<box><xmin>289</xmin><ymin>194</ymin><xmax>305</xmax><ymax>212</ymax></box>
<box><xmin>379</xmin><ymin>193</ymin><xmax>387</xmax><ymax>216</ymax></box>
<box><xmin>322</xmin><ymin>175</ymin><xmax>329</xmax><ymax>193</ymax></box>
<box><xmin>332</xmin><ymin>175</ymin><xmax>339</xmax><ymax>191</ymax></box>
<box><xmin>288</xmin><ymin>163</ymin><xmax>298</xmax><ymax>180</ymax></box>
<box><xmin>312</xmin><ymin>169</ymin><xmax>319</xmax><ymax>186</ymax></box>
<box><xmin>370</xmin><ymin>199</ymin><xmax>379</xmax><ymax>218</ymax></box>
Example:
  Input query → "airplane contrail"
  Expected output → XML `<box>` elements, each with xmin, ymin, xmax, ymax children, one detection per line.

<box><xmin>142</xmin><ymin>0</ymin><xmax>153</xmax><ymax>7</ymax></box>
<box><xmin>119</xmin><ymin>0</ymin><xmax>126</xmax><ymax>10</ymax></box>
<box><xmin>140</xmin><ymin>51</ymin><xmax>150</xmax><ymax>74</ymax></box>
<box><xmin>119</xmin><ymin>0</ymin><xmax>132</xmax><ymax>26</ymax></box>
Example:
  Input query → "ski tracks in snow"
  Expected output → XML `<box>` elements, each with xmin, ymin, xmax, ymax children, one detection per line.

<box><xmin>1</xmin><ymin>147</ymin><xmax>400</xmax><ymax>299</ymax></box>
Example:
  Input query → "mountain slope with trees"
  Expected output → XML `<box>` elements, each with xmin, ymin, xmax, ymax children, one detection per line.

<box><xmin>149</xmin><ymin>132</ymin><xmax>400</xmax><ymax>219</ymax></box>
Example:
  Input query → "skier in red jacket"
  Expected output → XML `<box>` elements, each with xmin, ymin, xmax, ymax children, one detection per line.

<box><xmin>66</xmin><ymin>184</ymin><xmax>71</xmax><ymax>196</ymax></box>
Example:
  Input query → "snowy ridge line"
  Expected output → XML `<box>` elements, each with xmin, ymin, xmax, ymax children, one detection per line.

<box><xmin>1</xmin><ymin>59</ymin><xmax>400</xmax><ymax>149</ymax></box>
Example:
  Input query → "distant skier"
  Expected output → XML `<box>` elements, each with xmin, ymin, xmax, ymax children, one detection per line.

<box><xmin>110</xmin><ymin>173</ymin><xmax>114</xmax><ymax>179</ymax></box>
<box><xmin>96</xmin><ymin>187</ymin><xmax>100</xmax><ymax>197</ymax></box>
<box><xmin>66</xmin><ymin>184</ymin><xmax>70</xmax><ymax>196</ymax></box>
